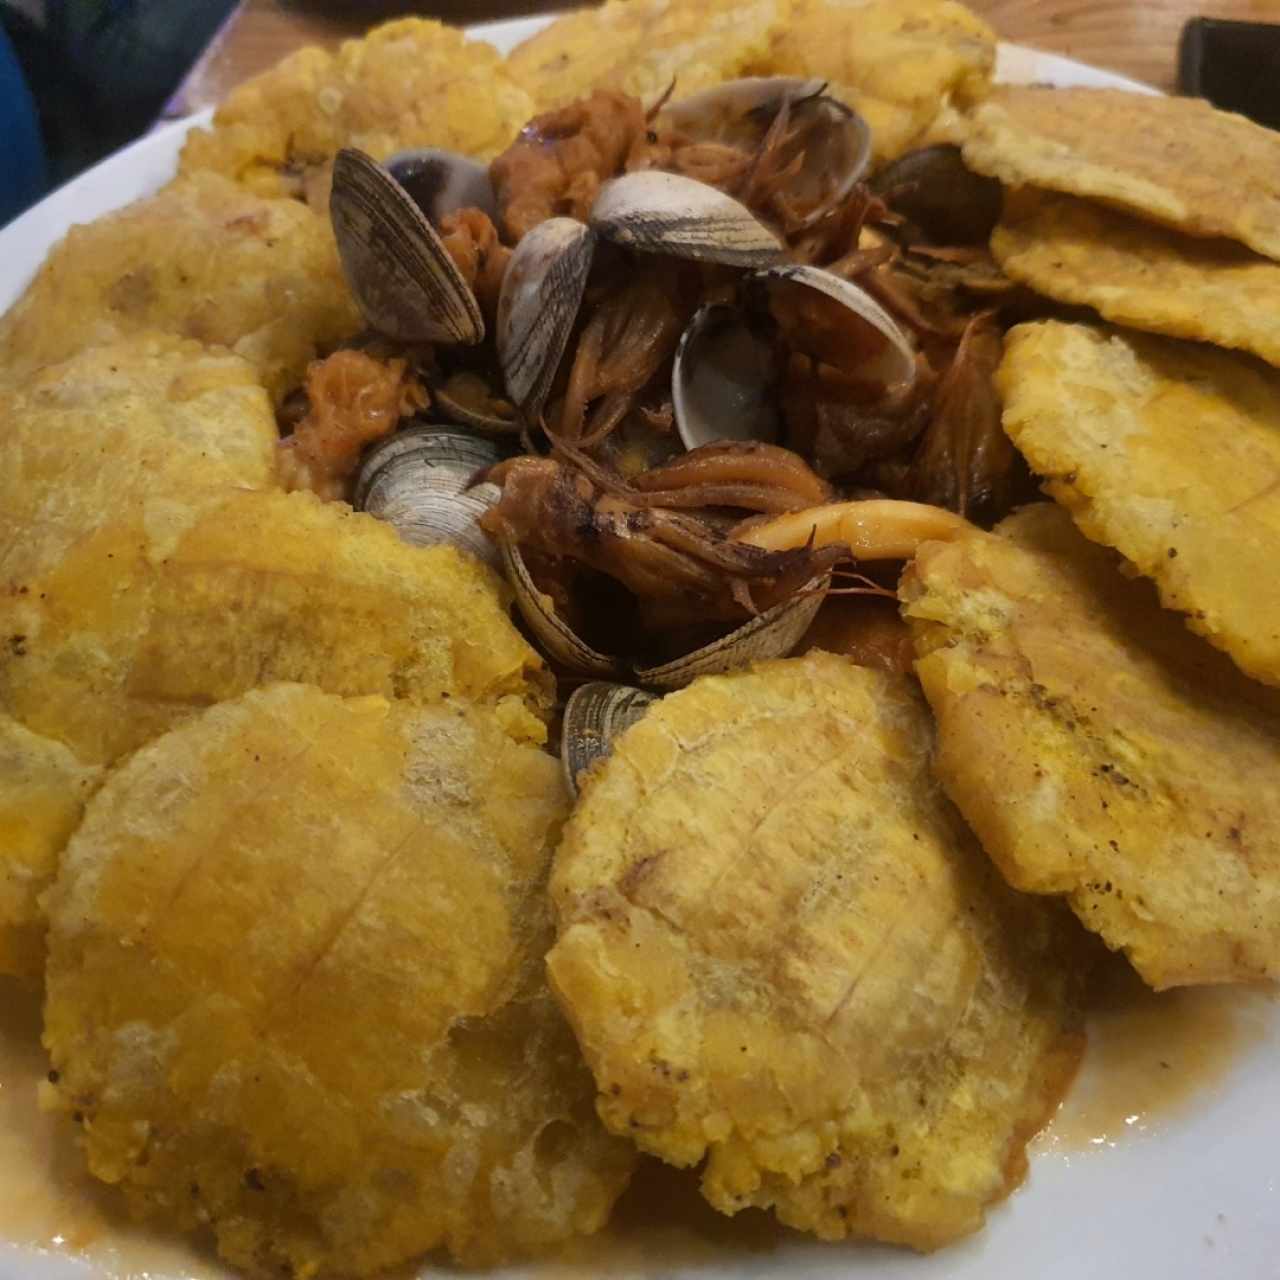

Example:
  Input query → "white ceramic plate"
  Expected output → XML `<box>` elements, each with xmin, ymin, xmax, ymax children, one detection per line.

<box><xmin>0</xmin><ymin>17</ymin><xmax>1276</xmax><ymax>1280</ymax></box>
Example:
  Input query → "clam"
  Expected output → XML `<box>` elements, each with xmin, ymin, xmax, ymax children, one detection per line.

<box><xmin>353</xmin><ymin>425</ymin><xmax>504</xmax><ymax>567</ymax></box>
<box><xmin>561</xmin><ymin>682</ymin><xmax>658</xmax><ymax>797</ymax></box>
<box><xmin>660</xmin><ymin>77</ymin><xmax>873</xmax><ymax>230</ymax></box>
<box><xmin>495</xmin><ymin>176</ymin><xmax>786</xmax><ymax>423</ymax></box>
<box><xmin>500</xmin><ymin>538</ymin><xmax>621</xmax><ymax>678</ymax></box>
<box><xmin>497</xmin><ymin>217</ymin><xmax>597</xmax><ymax>422</ymax></box>
<box><xmin>673</xmin><ymin>264</ymin><xmax>917</xmax><ymax>451</ymax></box>
<box><xmin>500</xmin><ymin>533</ymin><xmax>831</xmax><ymax>688</ymax></box>
<box><xmin>590</xmin><ymin>171</ymin><xmax>787</xmax><ymax>268</ymax></box>
<box><xmin>330</xmin><ymin>147</ymin><xmax>483</xmax><ymax>346</ymax></box>
<box><xmin>634</xmin><ymin>571</ymin><xmax>831</xmax><ymax>689</ymax></box>
<box><xmin>671</xmin><ymin>303</ymin><xmax>781</xmax><ymax>450</ymax></box>
<box><xmin>385</xmin><ymin>148</ymin><xmax>497</xmax><ymax>225</ymax></box>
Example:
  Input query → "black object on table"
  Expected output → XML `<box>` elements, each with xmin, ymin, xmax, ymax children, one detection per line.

<box><xmin>1179</xmin><ymin>16</ymin><xmax>1280</xmax><ymax>130</ymax></box>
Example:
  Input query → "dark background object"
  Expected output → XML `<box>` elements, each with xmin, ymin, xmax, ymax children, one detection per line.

<box><xmin>1179</xmin><ymin>16</ymin><xmax>1280</xmax><ymax>129</ymax></box>
<box><xmin>0</xmin><ymin>20</ymin><xmax>46</xmax><ymax>223</ymax></box>
<box><xmin>1</xmin><ymin>0</ymin><xmax>235</xmax><ymax>216</ymax></box>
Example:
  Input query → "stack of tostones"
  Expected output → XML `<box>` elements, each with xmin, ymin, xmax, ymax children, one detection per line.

<box><xmin>42</xmin><ymin>684</ymin><xmax>635</xmax><ymax>1274</ymax></box>
<box><xmin>549</xmin><ymin>652</ymin><xmax>1086</xmax><ymax>1249</ymax></box>
<box><xmin>964</xmin><ymin>87</ymin><xmax>1280</xmax><ymax>257</ymax></box>
<box><xmin>992</xmin><ymin>191</ymin><xmax>1280</xmax><ymax>368</ymax></box>
<box><xmin>958</xmin><ymin>82</ymin><xmax>1280</xmax><ymax>691</ymax></box>
<box><xmin>902</xmin><ymin>504</ymin><xmax>1280</xmax><ymax>989</ymax></box>
<box><xmin>967</xmin><ymin>87</ymin><xmax>1280</xmax><ymax>376</ymax></box>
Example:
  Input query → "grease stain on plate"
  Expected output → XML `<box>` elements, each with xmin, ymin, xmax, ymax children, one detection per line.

<box><xmin>1039</xmin><ymin>957</ymin><xmax>1274</xmax><ymax>1154</ymax></box>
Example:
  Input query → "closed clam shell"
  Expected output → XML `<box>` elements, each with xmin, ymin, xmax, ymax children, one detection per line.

<box><xmin>660</xmin><ymin>77</ymin><xmax>872</xmax><ymax>230</ymax></box>
<box><xmin>385</xmin><ymin>148</ymin><xmax>498</xmax><ymax>225</ymax></box>
<box><xmin>330</xmin><ymin>148</ymin><xmax>484</xmax><ymax>346</ymax></box>
<box><xmin>590</xmin><ymin>171</ymin><xmax>786</xmax><ymax>268</ymax></box>
<box><xmin>353</xmin><ymin>425</ymin><xmax>504</xmax><ymax>567</ymax></box>
<box><xmin>671</xmin><ymin>303</ymin><xmax>780</xmax><ymax>452</ymax></box>
<box><xmin>501</xmin><ymin>538</ymin><xmax>621</xmax><ymax>677</ymax></box>
<box><xmin>497</xmin><ymin>217</ymin><xmax>596</xmax><ymax>422</ymax></box>
<box><xmin>561</xmin><ymin>682</ymin><xmax>658</xmax><ymax>798</ymax></box>
<box><xmin>635</xmin><ymin>571</ymin><xmax>831</xmax><ymax>689</ymax></box>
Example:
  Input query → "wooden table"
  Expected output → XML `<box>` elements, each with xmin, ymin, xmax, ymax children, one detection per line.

<box><xmin>170</xmin><ymin>0</ymin><xmax>1278</xmax><ymax>117</ymax></box>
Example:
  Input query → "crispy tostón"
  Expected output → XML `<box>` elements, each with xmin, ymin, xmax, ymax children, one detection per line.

<box><xmin>903</xmin><ymin>503</ymin><xmax>1280</xmax><ymax>989</ymax></box>
<box><xmin>549</xmin><ymin>652</ymin><xmax>1085</xmax><ymax>1249</ymax></box>
<box><xmin>42</xmin><ymin>683</ymin><xmax>634</xmax><ymax>1276</ymax></box>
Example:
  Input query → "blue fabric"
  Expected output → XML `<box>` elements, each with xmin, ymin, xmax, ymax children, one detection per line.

<box><xmin>0</xmin><ymin>21</ymin><xmax>47</xmax><ymax>225</ymax></box>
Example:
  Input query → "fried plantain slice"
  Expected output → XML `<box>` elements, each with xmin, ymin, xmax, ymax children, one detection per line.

<box><xmin>749</xmin><ymin>0</ymin><xmax>996</xmax><ymax>165</ymax></box>
<box><xmin>963</xmin><ymin>88</ymin><xmax>1280</xmax><ymax>261</ymax></box>
<box><xmin>179</xmin><ymin>19</ymin><xmax>534</xmax><ymax>204</ymax></box>
<box><xmin>0</xmin><ymin>173</ymin><xmax>360</xmax><ymax>403</ymax></box>
<box><xmin>0</xmin><ymin>333</ymin><xmax>277</xmax><ymax>590</ymax></box>
<box><xmin>42</xmin><ymin>683</ymin><xmax>635</xmax><ymax>1276</ymax></box>
<box><xmin>998</xmin><ymin>319</ymin><xmax>1280</xmax><ymax>687</ymax></box>
<box><xmin>902</xmin><ymin>503</ymin><xmax>1280</xmax><ymax>988</ymax></box>
<box><xmin>506</xmin><ymin>0</ymin><xmax>782</xmax><ymax>113</ymax></box>
<box><xmin>992</xmin><ymin>191</ymin><xmax>1280</xmax><ymax>368</ymax></box>
<box><xmin>2</xmin><ymin>487</ymin><xmax>549</xmax><ymax>769</ymax></box>
<box><xmin>548</xmin><ymin>651</ymin><xmax>1085</xmax><ymax>1250</ymax></box>
<box><xmin>0</xmin><ymin>714</ymin><xmax>100</xmax><ymax>980</ymax></box>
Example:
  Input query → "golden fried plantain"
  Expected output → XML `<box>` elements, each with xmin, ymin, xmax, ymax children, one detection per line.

<box><xmin>179</xmin><ymin>19</ymin><xmax>534</xmax><ymax>205</ymax></box>
<box><xmin>549</xmin><ymin>651</ymin><xmax>1085</xmax><ymax>1250</ymax></box>
<box><xmin>0</xmin><ymin>173</ymin><xmax>360</xmax><ymax>403</ymax></box>
<box><xmin>902</xmin><ymin>504</ymin><xmax>1280</xmax><ymax>988</ymax></box>
<box><xmin>998</xmin><ymin>320</ymin><xmax>1280</xmax><ymax>687</ymax></box>
<box><xmin>0</xmin><ymin>714</ymin><xmax>99</xmax><ymax>980</ymax></box>
<box><xmin>749</xmin><ymin>0</ymin><xmax>997</xmax><ymax>165</ymax></box>
<box><xmin>2</xmin><ymin>487</ymin><xmax>549</xmax><ymax>768</ymax></box>
<box><xmin>993</xmin><ymin>191</ymin><xmax>1280</xmax><ymax>368</ymax></box>
<box><xmin>42</xmin><ymin>683</ymin><xmax>635</xmax><ymax>1276</ymax></box>
<box><xmin>963</xmin><ymin>88</ymin><xmax>1280</xmax><ymax>261</ymax></box>
<box><xmin>0</xmin><ymin>333</ymin><xmax>278</xmax><ymax>590</ymax></box>
<box><xmin>506</xmin><ymin>0</ymin><xmax>782</xmax><ymax>112</ymax></box>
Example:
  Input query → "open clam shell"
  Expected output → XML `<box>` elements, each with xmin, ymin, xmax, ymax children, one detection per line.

<box><xmin>671</xmin><ymin>303</ymin><xmax>781</xmax><ymax>452</ymax></box>
<box><xmin>660</xmin><ymin>77</ymin><xmax>872</xmax><ymax>231</ymax></box>
<box><xmin>353</xmin><ymin>425</ymin><xmax>504</xmax><ymax>567</ymax></box>
<box><xmin>561</xmin><ymin>681</ymin><xmax>658</xmax><ymax>797</ymax></box>
<box><xmin>753</xmin><ymin>264</ymin><xmax>917</xmax><ymax>389</ymax></box>
<box><xmin>673</xmin><ymin>264</ymin><xmax>917</xmax><ymax>451</ymax></box>
<box><xmin>497</xmin><ymin>217</ymin><xmax>597</xmax><ymax>422</ymax></box>
<box><xmin>330</xmin><ymin>147</ymin><xmax>484</xmax><ymax>346</ymax></box>
<box><xmin>590</xmin><ymin>171</ymin><xmax>787</xmax><ymax>268</ymax></box>
<box><xmin>385</xmin><ymin>148</ymin><xmax>498</xmax><ymax>225</ymax></box>
<box><xmin>501</xmin><ymin>539</ymin><xmax>621</xmax><ymax>678</ymax></box>
<box><xmin>635</xmin><ymin>571</ymin><xmax>831</xmax><ymax>689</ymax></box>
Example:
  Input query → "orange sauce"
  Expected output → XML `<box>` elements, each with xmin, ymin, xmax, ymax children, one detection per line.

<box><xmin>1039</xmin><ymin>956</ymin><xmax>1275</xmax><ymax>1153</ymax></box>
